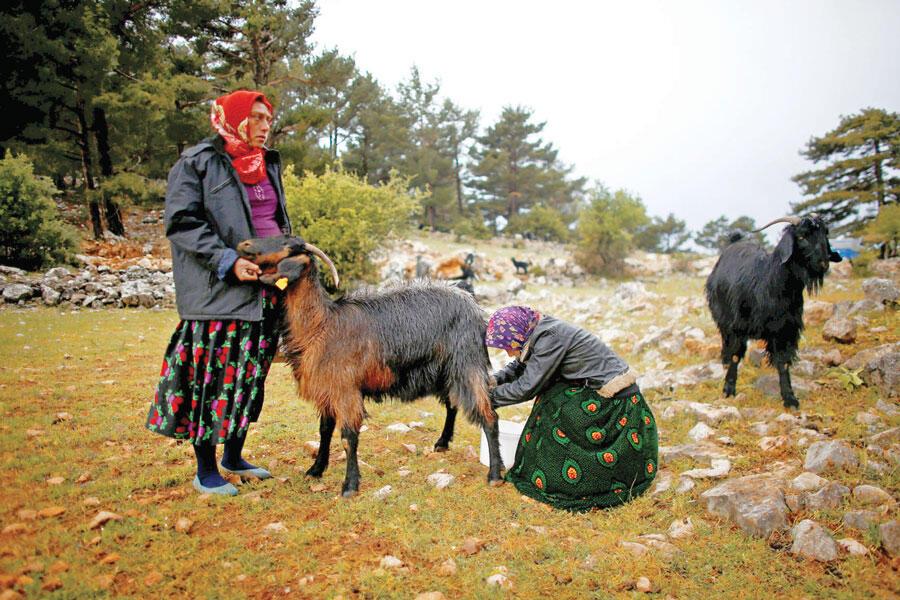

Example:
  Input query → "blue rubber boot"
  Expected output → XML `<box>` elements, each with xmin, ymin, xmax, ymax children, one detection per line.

<box><xmin>193</xmin><ymin>443</ymin><xmax>238</xmax><ymax>495</ymax></box>
<box><xmin>221</xmin><ymin>433</ymin><xmax>271</xmax><ymax>480</ymax></box>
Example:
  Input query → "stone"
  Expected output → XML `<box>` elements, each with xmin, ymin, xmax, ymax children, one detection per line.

<box><xmin>804</xmin><ymin>300</ymin><xmax>834</xmax><ymax>324</ymax></box>
<box><xmin>870</xmin><ymin>427</ymin><xmax>900</xmax><ymax>446</ymax></box>
<box><xmin>415</xmin><ymin>593</ymin><xmax>447</xmax><ymax>600</ymax></box>
<box><xmin>380</xmin><ymin>555</ymin><xmax>403</xmax><ymax>569</ymax></box>
<box><xmin>862</xmin><ymin>278</ymin><xmax>899</xmax><ymax>307</ymax></box>
<box><xmin>790</xmin><ymin>519</ymin><xmax>839</xmax><ymax>562</ymax></box>
<box><xmin>675</xmin><ymin>477</ymin><xmax>696</xmax><ymax>494</ymax></box>
<box><xmin>879</xmin><ymin>521</ymin><xmax>900</xmax><ymax>557</ymax></box>
<box><xmin>651</xmin><ymin>470</ymin><xmax>673</xmax><ymax>495</ymax></box>
<box><xmin>866</xmin><ymin>353</ymin><xmax>899</xmax><ymax>397</ymax></box>
<box><xmin>386</xmin><ymin>423</ymin><xmax>411</xmax><ymax>433</ymax></box>
<box><xmin>852</xmin><ymin>484</ymin><xmax>895</xmax><ymax>506</ymax></box>
<box><xmin>803</xmin><ymin>440</ymin><xmax>859</xmax><ymax>474</ymax></box>
<box><xmin>264</xmin><ymin>522</ymin><xmax>288</xmax><ymax>534</ymax></box>
<box><xmin>822</xmin><ymin>317</ymin><xmax>857</xmax><ymax>344</ymax></box>
<box><xmin>426</xmin><ymin>472</ymin><xmax>454</xmax><ymax>489</ymax></box>
<box><xmin>842</xmin><ymin>510</ymin><xmax>878</xmax><ymax>531</ymax></box>
<box><xmin>701</xmin><ymin>473</ymin><xmax>790</xmax><ymax>538</ymax></box>
<box><xmin>437</xmin><ymin>558</ymin><xmax>457</xmax><ymax>576</ymax></box>
<box><xmin>635</xmin><ymin>576</ymin><xmax>653</xmax><ymax>593</ymax></box>
<box><xmin>485</xmin><ymin>573</ymin><xmax>512</xmax><ymax>589</ymax></box>
<box><xmin>88</xmin><ymin>511</ymin><xmax>123</xmax><ymax>530</ymax></box>
<box><xmin>41</xmin><ymin>285</ymin><xmax>60</xmax><ymax>306</ymax></box>
<box><xmin>619</xmin><ymin>541</ymin><xmax>650</xmax><ymax>556</ymax></box>
<box><xmin>667</xmin><ymin>517</ymin><xmax>695</xmax><ymax>539</ymax></box>
<box><xmin>681</xmin><ymin>458</ymin><xmax>731</xmax><ymax>480</ymax></box>
<box><xmin>875</xmin><ymin>399</ymin><xmax>899</xmax><ymax>417</ymax></box>
<box><xmin>754</xmin><ymin>374</ymin><xmax>819</xmax><ymax>398</ymax></box>
<box><xmin>837</xmin><ymin>538</ymin><xmax>869</xmax><ymax>556</ymax></box>
<box><xmin>373</xmin><ymin>485</ymin><xmax>393</xmax><ymax>500</ymax></box>
<box><xmin>855</xmin><ymin>411</ymin><xmax>882</xmax><ymax>426</ymax></box>
<box><xmin>2</xmin><ymin>284</ymin><xmax>32</xmax><ymax>302</ymax></box>
<box><xmin>806</xmin><ymin>481</ymin><xmax>850</xmax><ymax>510</ymax></box>
<box><xmin>174</xmin><ymin>518</ymin><xmax>193</xmax><ymax>533</ymax></box>
<box><xmin>659</xmin><ymin>442</ymin><xmax>727</xmax><ymax>464</ymax></box>
<box><xmin>789</xmin><ymin>472</ymin><xmax>828</xmax><ymax>492</ymax></box>
<box><xmin>758</xmin><ymin>436</ymin><xmax>790</xmax><ymax>452</ymax></box>
<box><xmin>687</xmin><ymin>422</ymin><xmax>715</xmax><ymax>442</ymax></box>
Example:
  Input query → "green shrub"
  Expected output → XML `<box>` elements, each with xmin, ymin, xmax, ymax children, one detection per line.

<box><xmin>505</xmin><ymin>205</ymin><xmax>570</xmax><ymax>242</ymax></box>
<box><xmin>451</xmin><ymin>215</ymin><xmax>493</xmax><ymax>242</ymax></box>
<box><xmin>0</xmin><ymin>152</ymin><xmax>78</xmax><ymax>270</ymax></box>
<box><xmin>851</xmin><ymin>248</ymin><xmax>878</xmax><ymax>276</ymax></box>
<box><xmin>574</xmin><ymin>188</ymin><xmax>649</xmax><ymax>276</ymax></box>
<box><xmin>284</xmin><ymin>165</ymin><xmax>423</xmax><ymax>283</ymax></box>
<box><xmin>97</xmin><ymin>172</ymin><xmax>166</xmax><ymax>207</ymax></box>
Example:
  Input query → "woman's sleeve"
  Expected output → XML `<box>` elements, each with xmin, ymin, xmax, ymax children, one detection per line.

<box><xmin>164</xmin><ymin>156</ymin><xmax>238</xmax><ymax>280</ymax></box>
<box><xmin>493</xmin><ymin>360</ymin><xmax>525</xmax><ymax>385</ymax></box>
<box><xmin>490</xmin><ymin>333</ymin><xmax>567</xmax><ymax>407</ymax></box>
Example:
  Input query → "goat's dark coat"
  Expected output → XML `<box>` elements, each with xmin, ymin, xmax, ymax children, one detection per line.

<box><xmin>705</xmin><ymin>217</ymin><xmax>842</xmax><ymax>407</ymax></box>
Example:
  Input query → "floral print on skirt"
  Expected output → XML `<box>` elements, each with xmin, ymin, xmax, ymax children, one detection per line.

<box><xmin>146</xmin><ymin>289</ymin><xmax>280</xmax><ymax>445</ymax></box>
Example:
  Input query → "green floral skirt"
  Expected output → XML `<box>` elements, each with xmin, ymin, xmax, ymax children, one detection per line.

<box><xmin>506</xmin><ymin>382</ymin><xmax>658</xmax><ymax>511</ymax></box>
<box><xmin>146</xmin><ymin>289</ymin><xmax>280</xmax><ymax>445</ymax></box>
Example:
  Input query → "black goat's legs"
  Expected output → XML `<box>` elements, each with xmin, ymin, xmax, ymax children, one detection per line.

<box><xmin>483</xmin><ymin>417</ymin><xmax>505</xmax><ymax>485</ymax></box>
<box><xmin>773</xmin><ymin>357</ymin><xmax>799</xmax><ymax>409</ymax></box>
<box><xmin>434</xmin><ymin>403</ymin><xmax>458</xmax><ymax>452</ymax></box>
<box><xmin>305</xmin><ymin>414</ymin><xmax>336</xmax><ymax>477</ymax></box>
<box><xmin>721</xmin><ymin>335</ymin><xmax>747</xmax><ymax>397</ymax></box>
<box><xmin>340</xmin><ymin>427</ymin><xmax>361</xmax><ymax>497</ymax></box>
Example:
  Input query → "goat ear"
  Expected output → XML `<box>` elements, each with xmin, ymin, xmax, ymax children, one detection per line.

<box><xmin>773</xmin><ymin>230</ymin><xmax>795</xmax><ymax>264</ymax></box>
<box><xmin>829</xmin><ymin>249</ymin><xmax>843</xmax><ymax>263</ymax></box>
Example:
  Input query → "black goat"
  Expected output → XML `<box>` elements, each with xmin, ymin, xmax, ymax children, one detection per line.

<box><xmin>705</xmin><ymin>215</ymin><xmax>843</xmax><ymax>408</ymax></box>
<box><xmin>511</xmin><ymin>257</ymin><xmax>530</xmax><ymax>275</ymax></box>
<box><xmin>236</xmin><ymin>236</ymin><xmax>504</xmax><ymax>497</ymax></box>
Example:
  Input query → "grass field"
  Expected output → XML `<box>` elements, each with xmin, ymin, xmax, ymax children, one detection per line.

<box><xmin>0</xmin><ymin>270</ymin><xmax>897</xmax><ymax>599</ymax></box>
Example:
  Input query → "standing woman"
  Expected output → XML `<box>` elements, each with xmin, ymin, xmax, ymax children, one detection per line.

<box><xmin>146</xmin><ymin>90</ymin><xmax>294</xmax><ymax>495</ymax></box>
<box><xmin>487</xmin><ymin>306</ymin><xmax>658</xmax><ymax>511</ymax></box>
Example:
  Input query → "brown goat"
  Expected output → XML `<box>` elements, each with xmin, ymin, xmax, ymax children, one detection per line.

<box><xmin>237</xmin><ymin>236</ymin><xmax>504</xmax><ymax>497</ymax></box>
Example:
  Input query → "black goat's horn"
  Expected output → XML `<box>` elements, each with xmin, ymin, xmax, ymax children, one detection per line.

<box><xmin>754</xmin><ymin>216</ymin><xmax>801</xmax><ymax>232</ymax></box>
<box><xmin>304</xmin><ymin>242</ymin><xmax>340</xmax><ymax>287</ymax></box>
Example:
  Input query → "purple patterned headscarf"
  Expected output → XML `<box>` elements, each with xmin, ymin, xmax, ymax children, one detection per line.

<box><xmin>486</xmin><ymin>306</ymin><xmax>542</xmax><ymax>352</ymax></box>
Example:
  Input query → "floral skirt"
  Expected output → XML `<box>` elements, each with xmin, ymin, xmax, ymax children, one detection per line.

<box><xmin>146</xmin><ymin>289</ymin><xmax>280</xmax><ymax>445</ymax></box>
<box><xmin>506</xmin><ymin>382</ymin><xmax>658</xmax><ymax>511</ymax></box>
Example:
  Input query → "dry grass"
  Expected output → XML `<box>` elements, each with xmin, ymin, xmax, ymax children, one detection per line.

<box><xmin>0</xmin><ymin>267</ymin><xmax>897</xmax><ymax>598</ymax></box>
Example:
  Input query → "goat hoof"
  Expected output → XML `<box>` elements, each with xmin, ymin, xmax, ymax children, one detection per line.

<box><xmin>433</xmin><ymin>443</ymin><xmax>450</xmax><ymax>452</ymax></box>
<box><xmin>304</xmin><ymin>468</ymin><xmax>325</xmax><ymax>478</ymax></box>
<box><xmin>488</xmin><ymin>478</ymin><xmax>506</xmax><ymax>487</ymax></box>
<box><xmin>341</xmin><ymin>488</ymin><xmax>358</xmax><ymax>498</ymax></box>
<box><xmin>783</xmin><ymin>400</ymin><xmax>800</xmax><ymax>411</ymax></box>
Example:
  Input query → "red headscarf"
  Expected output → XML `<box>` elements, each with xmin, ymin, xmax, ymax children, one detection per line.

<box><xmin>209</xmin><ymin>90</ymin><xmax>274</xmax><ymax>184</ymax></box>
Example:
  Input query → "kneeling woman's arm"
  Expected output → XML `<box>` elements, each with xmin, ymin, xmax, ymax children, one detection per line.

<box><xmin>491</xmin><ymin>332</ymin><xmax>567</xmax><ymax>408</ymax></box>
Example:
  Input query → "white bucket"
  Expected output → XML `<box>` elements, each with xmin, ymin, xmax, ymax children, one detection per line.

<box><xmin>479</xmin><ymin>419</ymin><xmax>525</xmax><ymax>467</ymax></box>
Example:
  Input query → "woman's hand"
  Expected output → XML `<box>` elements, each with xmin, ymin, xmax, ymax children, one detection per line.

<box><xmin>232</xmin><ymin>257</ymin><xmax>262</xmax><ymax>282</ymax></box>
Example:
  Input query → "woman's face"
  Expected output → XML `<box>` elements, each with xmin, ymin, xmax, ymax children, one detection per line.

<box><xmin>247</xmin><ymin>101</ymin><xmax>273</xmax><ymax>148</ymax></box>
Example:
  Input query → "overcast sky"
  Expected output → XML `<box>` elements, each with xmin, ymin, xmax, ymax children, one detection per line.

<box><xmin>311</xmin><ymin>1</ymin><xmax>900</xmax><ymax>237</ymax></box>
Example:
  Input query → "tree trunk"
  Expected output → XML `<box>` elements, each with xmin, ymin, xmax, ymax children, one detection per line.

<box><xmin>76</xmin><ymin>94</ymin><xmax>102</xmax><ymax>239</ymax></box>
<box><xmin>454</xmin><ymin>149</ymin><xmax>464</xmax><ymax>213</ymax></box>
<box><xmin>873</xmin><ymin>139</ymin><xmax>885</xmax><ymax>208</ymax></box>
<box><xmin>93</xmin><ymin>107</ymin><xmax>125</xmax><ymax>236</ymax></box>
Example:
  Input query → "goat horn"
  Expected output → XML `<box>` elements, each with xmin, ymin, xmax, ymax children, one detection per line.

<box><xmin>303</xmin><ymin>242</ymin><xmax>340</xmax><ymax>288</ymax></box>
<box><xmin>754</xmin><ymin>216</ymin><xmax>801</xmax><ymax>232</ymax></box>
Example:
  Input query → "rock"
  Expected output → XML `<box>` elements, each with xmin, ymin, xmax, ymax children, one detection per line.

<box><xmin>263</xmin><ymin>522</ymin><xmax>288</xmax><ymax>534</ymax></box>
<box><xmin>754</xmin><ymin>374</ymin><xmax>819</xmax><ymax>398</ymax></box>
<box><xmin>701</xmin><ymin>473</ymin><xmax>790</xmax><ymax>538</ymax></box>
<box><xmin>822</xmin><ymin>317</ymin><xmax>857</xmax><ymax>344</ymax></box>
<box><xmin>870</xmin><ymin>427</ymin><xmax>900</xmax><ymax>446</ymax></box>
<box><xmin>651</xmin><ymin>470</ymin><xmax>673</xmax><ymax>495</ymax></box>
<box><xmin>174</xmin><ymin>517</ymin><xmax>193</xmax><ymax>533</ymax></box>
<box><xmin>749</xmin><ymin>421</ymin><xmax>772</xmax><ymax>436</ymax></box>
<box><xmin>379</xmin><ymin>555</ymin><xmax>403</xmax><ymax>569</ymax></box>
<box><xmin>88</xmin><ymin>511</ymin><xmax>123</xmax><ymax>530</ymax></box>
<box><xmin>855</xmin><ymin>411</ymin><xmax>882</xmax><ymax>427</ymax></box>
<box><xmin>803</xmin><ymin>441</ymin><xmax>859</xmax><ymax>474</ymax></box>
<box><xmin>806</xmin><ymin>481</ymin><xmax>850</xmax><ymax>510</ymax></box>
<box><xmin>667</xmin><ymin>517</ymin><xmax>695</xmax><ymax>539</ymax></box>
<box><xmin>879</xmin><ymin>521</ymin><xmax>900</xmax><ymax>557</ymax></box>
<box><xmin>485</xmin><ymin>573</ymin><xmax>512</xmax><ymax>589</ymax></box>
<box><xmin>386</xmin><ymin>423</ymin><xmax>411</xmax><ymax>433</ymax></box>
<box><xmin>2</xmin><ymin>284</ymin><xmax>32</xmax><ymax>302</ymax></box>
<box><xmin>401</xmin><ymin>443</ymin><xmax>417</xmax><ymax>454</ymax></box>
<box><xmin>41</xmin><ymin>285</ymin><xmax>60</xmax><ymax>305</ymax></box>
<box><xmin>681</xmin><ymin>458</ymin><xmax>731</xmax><ymax>480</ymax></box>
<box><xmin>842</xmin><ymin>510</ymin><xmax>879</xmax><ymax>531</ymax></box>
<box><xmin>635</xmin><ymin>576</ymin><xmax>654</xmax><ymax>593</ymax></box>
<box><xmin>303</xmin><ymin>441</ymin><xmax>320</xmax><ymax>457</ymax></box>
<box><xmin>687</xmin><ymin>422</ymin><xmax>715</xmax><ymax>442</ymax></box>
<box><xmin>373</xmin><ymin>485</ymin><xmax>393</xmax><ymax>500</ymax></box>
<box><xmin>619</xmin><ymin>541</ymin><xmax>649</xmax><ymax>556</ymax></box>
<box><xmin>437</xmin><ymin>558</ymin><xmax>457</xmax><ymax>576</ymax></box>
<box><xmin>852</xmin><ymin>484</ymin><xmax>895</xmax><ymax>506</ymax></box>
<box><xmin>789</xmin><ymin>472</ymin><xmax>828</xmax><ymax>492</ymax></box>
<box><xmin>862</xmin><ymin>278</ymin><xmax>899</xmax><ymax>307</ymax></box>
<box><xmin>660</xmin><ymin>401</ymin><xmax>741</xmax><ymax>425</ymax></box>
<box><xmin>675</xmin><ymin>477</ymin><xmax>696</xmax><ymax>494</ymax></box>
<box><xmin>875</xmin><ymin>399</ymin><xmax>899</xmax><ymax>417</ymax></box>
<box><xmin>837</xmin><ymin>538</ymin><xmax>869</xmax><ymax>556</ymax></box>
<box><xmin>804</xmin><ymin>300</ymin><xmax>835</xmax><ymax>324</ymax></box>
<box><xmin>415</xmin><ymin>593</ymin><xmax>447</xmax><ymax>600</ymax></box>
<box><xmin>758</xmin><ymin>436</ymin><xmax>790</xmax><ymax>452</ymax></box>
<box><xmin>460</xmin><ymin>537</ymin><xmax>485</xmax><ymax>556</ymax></box>
<box><xmin>427</xmin><ymin>472</ymin><xmax>454</xmax><ymax>489</ymax></box>
<box><xmin>790</xmin><ymin>519</ymin><xmax>839</xmax><ymax>562</ymax></box>
<box><xmin>843</xmin><ymin>343</ymin><xmax>900</xmax><ymax>396</ymax></box>
<box><xmin>659</xmin><ymin>442</ymin><xmax>727</xmax><ymax>464</ymax></box>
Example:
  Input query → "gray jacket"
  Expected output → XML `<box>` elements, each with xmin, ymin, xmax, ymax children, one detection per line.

<box><xmin>165</xmin><ymin>135</ymin><xmax>292</xmax><ymax>321</ymax></box>
<box><xmin>491</xmin><ymin>315</ymin><xmax>629</xmax><ymax>407</ymax></box>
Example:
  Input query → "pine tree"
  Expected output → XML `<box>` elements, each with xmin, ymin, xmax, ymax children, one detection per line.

<box><xmin>792</xmin><ymin>108</ymin><xmax>899</xmax><ymax>231</ymax></box>
<box><xmin>695</xmin><ymin>215</ymin><xmax>766</xmax><ymax>250</ymax></box>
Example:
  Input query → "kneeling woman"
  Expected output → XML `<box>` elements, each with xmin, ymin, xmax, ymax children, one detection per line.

<box><xmin>487</xmin><ymin>306</ymin><xmax>658</xmax><ymax>511</ymax></box>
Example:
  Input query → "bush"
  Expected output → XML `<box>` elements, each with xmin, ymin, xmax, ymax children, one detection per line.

<box><xmin>0</xmin><ymin>152</ymin><xmax>78</xmax><ymax>270</ymax></box>
<box><xmin>97</xmin><ymin>172</ymin><xmax>166</xmax><ymax>207</ymax></box>
<box><xmin>574</xmin><ymin>188</ymin><xmax>649</xmax><ymax>276</ymax></box>
<box><xmin>284</xmin><ymin>165</ymin><xmax>423</xmax><ymax>282</ymax></box>
<box><xmin>505</xmin><ymin>205</ymin><xmax>570</xmax><ymax>242</ymax></box>
<box><xmin>451</xmin><ymin>214</ymin><xmax>493</xmax><ymax>242</ymax></box>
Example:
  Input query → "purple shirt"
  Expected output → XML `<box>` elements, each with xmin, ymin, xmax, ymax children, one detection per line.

<box><xmin>244</xmin><ymin>178</ymin><xmax>282</xmax><ymax>238</ymax></box>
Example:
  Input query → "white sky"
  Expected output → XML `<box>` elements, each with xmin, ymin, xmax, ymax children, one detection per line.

<box><xmin>311</xmin><ymin>0</ymin><xmax>900</xmax><ymax>237</ymax></box>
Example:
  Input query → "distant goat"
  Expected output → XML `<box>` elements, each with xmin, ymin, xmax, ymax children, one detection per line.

<box><xmin>511</xmin><ymin>257</ymin><xmax>530</xmax><ymax>275</ymax></box>
<box><xmin>705</xmin><ymin>215</ymin><xmax>843</xmax><ymax>408</ymax></box>
<box><xmin>237</xmin><ymin>236</ymin><xmax>504</xmax><ymax>496</ymax></box>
